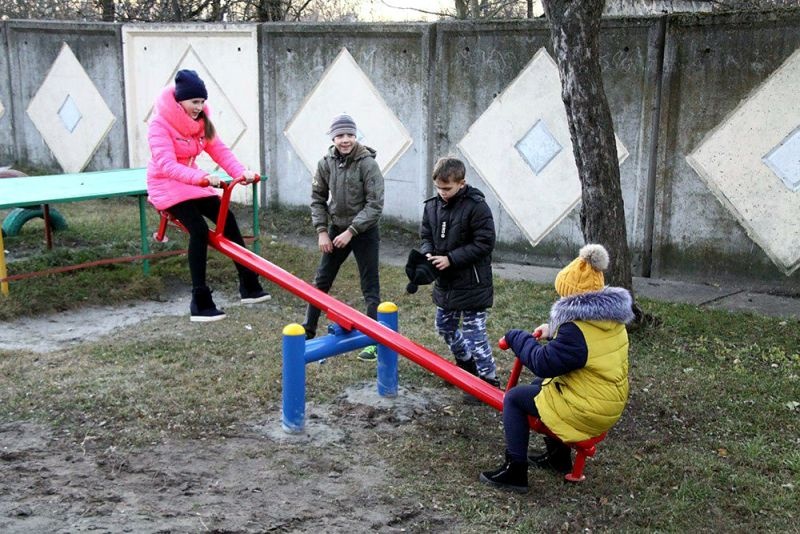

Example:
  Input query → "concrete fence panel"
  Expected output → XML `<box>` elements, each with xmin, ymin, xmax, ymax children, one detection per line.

<box><xmin>122</xmin><ymin>23</ymin><xmax>260</xmax><ymax>205</ymax></box>
<box><xmin>262</xmin><ymin>23</ymin><xmax>432</xmax><ymax>223</ymax></box>
<box><xmin>655</xmin><ymin>10</ymin><xmax>800</xmax><ymax>288</ymax></box>
<box><xmin>0</xmin><ymin>22</ymin><xmax>15</xmax><ymax>165</ymax></box>
<box><xmin>432</xmin><ymin>19</ymin><xmax>662</xmax><ymax>273</ymax></box>
<box><xmin>5</xmin><ymin>20</ymin><xmax>127</xmax><ymax>173</ymax></box>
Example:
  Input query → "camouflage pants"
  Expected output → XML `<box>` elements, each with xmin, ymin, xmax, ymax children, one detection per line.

<box><xmin>435</xmin><ymin>307</ymin><xmax>496</xmax><ymax>379</ymax></box>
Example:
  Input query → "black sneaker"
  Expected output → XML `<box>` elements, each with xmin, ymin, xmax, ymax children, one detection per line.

<box><xmin>190</xmin><ymin>307</ymin><xmax>226</xmax><ymax>322</ymax></box>
<box><xmin>190</xmin><ymin>286</ymin><xmax>226</xmax><ymax>322</ymax></box>
<box><xmin>357</xmin><ymin>345</ymin><xmax>377</xmax><ymax>362</ymax></box>
<box><xmin>240</xmin><ymin>288</ymin><xmax>271</xmax><ymax>304</ymax></box>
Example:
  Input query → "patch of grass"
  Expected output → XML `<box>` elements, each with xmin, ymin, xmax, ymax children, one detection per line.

<box><xmin>1</xmin><ymin>201</ymin><xmax>799</xmax><ymax>532</ymax></box>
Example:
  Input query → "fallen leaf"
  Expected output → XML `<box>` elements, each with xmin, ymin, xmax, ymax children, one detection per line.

<box><xmin>717</xmin><ymin>448</ymin><xmax>729</xmax><ymax>457</ymax></box>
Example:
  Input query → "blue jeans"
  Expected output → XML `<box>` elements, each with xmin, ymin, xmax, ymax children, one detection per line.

<box><xmin>435</xmin><ymin>307</ymin><xmax>496</xmax><ymax>379</ymax></box>
<box><xmin>303</xmin><ymin>225</ymin><xmax>381</xmax><ymax>334</ymax></box>
<box><xmin>504</xmin><ymin>382</ymin><xmax>542</xmax><ymax>463</ymax></box>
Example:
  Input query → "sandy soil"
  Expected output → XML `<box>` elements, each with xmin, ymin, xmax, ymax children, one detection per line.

<box><xmin>0</xmin><ymin>296</ymin><xmax>462</xmax><ymax>533</ymax></box>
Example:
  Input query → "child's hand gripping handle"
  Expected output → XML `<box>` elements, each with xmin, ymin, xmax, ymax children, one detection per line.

<box><xmin>499</xmin><ymin>330</ymin><xmax>541</xmax><ymax>391</ymax></box>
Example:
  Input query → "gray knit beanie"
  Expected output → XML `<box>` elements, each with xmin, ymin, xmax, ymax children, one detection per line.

<box><xmin>327</xmin><ymin>113</ymin><xmax>357</xmax><ymax>139</ymax></box>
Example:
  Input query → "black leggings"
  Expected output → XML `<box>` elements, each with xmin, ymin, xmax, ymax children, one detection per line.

<box><xmin>167</xmin><ymin>196</ymin><xmax>258</xmax><ymax>290</ymax></box>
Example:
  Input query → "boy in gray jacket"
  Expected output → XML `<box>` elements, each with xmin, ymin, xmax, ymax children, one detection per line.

<box><xmin>302</xmin><ymin>114</ymin><xmax>385</xmax><ymax>361</ymax></box>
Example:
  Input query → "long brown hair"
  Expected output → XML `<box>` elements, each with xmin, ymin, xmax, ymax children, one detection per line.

<box><xmin>198</xmin><ymin>110</ymin><xmax>216</xmax><ymax>141</ymax></box>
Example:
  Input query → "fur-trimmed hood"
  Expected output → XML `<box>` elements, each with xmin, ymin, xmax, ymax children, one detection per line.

<box><xmin>549</xmin><ymin>286</ymin><xmax>634</xmax><ymax>333</ymax></box>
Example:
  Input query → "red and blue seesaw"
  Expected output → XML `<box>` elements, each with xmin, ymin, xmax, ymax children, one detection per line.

<box><xmin>155</xmin><ymin>177</ymin><xmax>605</xmax><ymax>482</ymax></box>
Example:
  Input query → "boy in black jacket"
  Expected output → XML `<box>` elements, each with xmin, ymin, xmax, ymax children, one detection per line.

<box><xmin>420</xmin><ymin>157</ymin><xmax>499</xmax><ymax>388</ymax></box>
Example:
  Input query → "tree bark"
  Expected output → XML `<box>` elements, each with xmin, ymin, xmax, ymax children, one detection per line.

<box><xmin>99</xmin><ymin>0</ymin><xmax>115</xmax><ymax>21</ymax></box>
<box><xmin>541</xmin><ymin>0</ymin><xmax>635</xmax><ymax>299</ymax></box>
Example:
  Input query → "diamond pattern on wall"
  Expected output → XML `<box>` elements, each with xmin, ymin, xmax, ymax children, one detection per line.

<box><xmin>285</xmin><ymin>48</ymin><xmax>412</xmax><ymax>175</ymax></box>
<box><xmin>763</xmin><ymin>127</ymin><xmax>800</xmax><ymax>192</ymax></box>
<box><xmin>144</xmin><ymin>45</ymin><xmax>248</xmax><ymax>174</ymax></box>
<box><xmin>687</xmin><ymin>48</ymin><xmax>800</xmax><ymax>275</ymax></box>
<box><xmin>26</xmin><ymin>42</ymin><xmax>116</xmax><ymax>173</ymax></box>
<box><xmin>458</xmin><ymin>48</ymin><xmax>629</xmax><ymax>247</ymax></box>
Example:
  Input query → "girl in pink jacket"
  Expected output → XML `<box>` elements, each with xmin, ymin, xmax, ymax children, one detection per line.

<box><xmin>147</xmin><ymin>69</ymin><xmax>269</xmax><ymax>322</ymax></box>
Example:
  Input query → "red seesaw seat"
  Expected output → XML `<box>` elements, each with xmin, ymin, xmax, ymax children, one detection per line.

<box><xmin>153</xmin><ymin>210</ymin><xmax>186</xmax><ymax>243</ymax></box>
<box><xmin>527</xmin><ymin>415</ymin><xmax>606</xmax><ymax>483</ymax></box>
<box><xmin>501</xmin><ymin>336</ymin><xmax>608</xmax><ymax>482</ymax></box>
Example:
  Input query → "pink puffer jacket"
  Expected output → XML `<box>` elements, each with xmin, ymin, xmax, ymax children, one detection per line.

<box><xmin>146</xmin><ymin>86</ymin><xmax>246</xmax><ymax>210</ymax></box>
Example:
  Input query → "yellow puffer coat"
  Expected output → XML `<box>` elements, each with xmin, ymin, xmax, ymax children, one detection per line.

<box><xmin>535</xmin><ymin>319</ymin><xmax>630</xmax><ymax>443</ymax></box>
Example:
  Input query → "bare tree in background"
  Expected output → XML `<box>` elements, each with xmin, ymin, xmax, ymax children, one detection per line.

<box><xmin>1</xmin><ymin>0</ymin><xmax>358</xmax><ymax>22</ymax></box>
<box><xmin>540</xmin><ymin>0</ymin><xmax>644</xmax><ymax>320</ymax></box>
<box><xmin>453</xmin><ymin>0</ymin><xmax>533</xmax><ymax>18</ymax></box>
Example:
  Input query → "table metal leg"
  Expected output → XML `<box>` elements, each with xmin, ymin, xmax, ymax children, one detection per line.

<box><xmin>43</xmin><ymin>204</ymin><xmax>53</xmax><ymax>249</ymax></box>
<box><xmin>252</xmin><ymin>181</ymin><xmax>260</xmax><ymax>255</ymax></box>
<box><xmin>0</xmin><ymin>229</ymin><xmax>8</xmax><ymax>296</ymax></box>
<box><xmin>138</xmin><ymin>195</ymin><xmax>150</xmax><ymax>275</ymax></box>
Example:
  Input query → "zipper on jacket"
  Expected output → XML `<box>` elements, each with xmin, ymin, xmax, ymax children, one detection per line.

<box><xmin>473</xmin><ymin>265</ymin><xmax>480</xmax><ymax>284</ymax></box>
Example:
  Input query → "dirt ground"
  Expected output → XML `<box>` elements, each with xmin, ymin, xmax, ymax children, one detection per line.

<box><xmin>0</xmin><ymin>294</ymin><xmax>462</xmax><ymax>533</ymax></box>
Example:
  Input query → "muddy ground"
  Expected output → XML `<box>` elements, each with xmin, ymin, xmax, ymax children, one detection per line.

<box><xmin>0</xmin><ymin>294</ymin><xmax>463</xmax><ymax>533</ymax></box>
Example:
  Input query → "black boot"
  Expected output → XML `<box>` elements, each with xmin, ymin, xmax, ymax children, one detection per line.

<box><xmin>463</xmin><ymin>375</ymin><xmax>502</xmax><ymax>405</ymax></box>
<box><xmin>456</xmin><ymin>358</ymin><xmax>481</xmax><ymax>404</ymax></box>
<box><xmin>302</xmin><ymin>304</ymin><xmax>320</xmax><ymax>340</ymax></box>
<box><xmin>455</xmin><ymin>357</ymin><xmax>478</xmax><ymax>376</ymax></box>
<box><xmin>528</xmin><ymin>436</ymin><xmax>573</xmax><ymax>474</ymax></box>
<box><xmin>239</xmin><ymin>272</ymin><xmax>271</xmax><ymax>304</ymax></box>
<box><xmin>190</xmin><ymin>286</ymin><xmax>226</xmax><ymax>322</ymax></box>
<box><xmin>479</xmin><ymin>451</ymin><xmax>528</xmax><ymax>493</ymax></box>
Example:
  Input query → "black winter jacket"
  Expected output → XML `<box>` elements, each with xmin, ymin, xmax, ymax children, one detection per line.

<box><xmin>420</xmin><ymin>185</ymin><xmax>495</xmax><ymax>311</ymax></box>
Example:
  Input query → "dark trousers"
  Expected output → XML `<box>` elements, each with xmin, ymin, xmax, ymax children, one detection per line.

<box><xmin>503</xmin><ymin>381</ymin><xmax>542</xmax><ymax>463</ymax></box>
<box><xmin>303</xmin><ymin>225</ymin><xmax>380</xmax><ymax>333</ymax></box>
<box><xmin>167</xmin><ymin>196</ymin><xmax>259</xmax><ymax>291</ymax></box>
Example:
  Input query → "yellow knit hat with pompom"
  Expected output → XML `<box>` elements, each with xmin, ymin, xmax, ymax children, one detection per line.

<box><xmin>554</xmin><ymin>244</ymin><xmax>609</xmax><ymax>297</ymax></box>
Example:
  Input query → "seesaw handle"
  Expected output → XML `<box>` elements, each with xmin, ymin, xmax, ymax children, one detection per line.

<box><xmin>214</xmin><ymin>175</ymin><xmax>261</xmax><ymax>234</ymax></box>
<box><xmin>499</xmin><ymin>331</ymin><xmax>541</xmax><ymax>391</ymax></box>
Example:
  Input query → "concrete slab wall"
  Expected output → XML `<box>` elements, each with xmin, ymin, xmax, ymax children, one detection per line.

<box><xmin>433</xmin><ymin>19</ymin><xmax>661</xmax><ymax>273</ymax></box>
<box><xmin>0</xmin><ymin>12</ymin><xmax>798</xmax><ymax>289</ymax></box>
<box><xmin>5</xmin><ymin>21</ymin><xmax>127</xmax><ymax>172</ymax></box>
<box><xmin>655</xmin><ymin>10</ymin><xmax>800</xmax><ymax>286</ymax></box>
<box><xmin>262</xmin><ymin>23</ymin><xmax>431</xmax><ymax>224</ymax></box>
<box><xmin>0</xmin><ymin>23</ymin><xmax>15</xmax><ymax>166</ymax></box>
<box><xmin>122</xmin><ymin>23</ymin><xmax>260</xmax><ymax>205</ymax></box>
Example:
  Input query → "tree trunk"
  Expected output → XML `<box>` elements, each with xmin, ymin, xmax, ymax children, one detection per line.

<box><xmin>455</xmin><ymin>0</ymin><xmax>468</xmax><ymax>18</ymax></box>
<box><xmin>257</xmin><ymin>0</ymin><xmax>286</xmax><ymax>21</ymax></box>
<box><xmin>541</xmin><ymin>0</ymin><xmax>634</xmax><ymax>298</ymax></box>
<box><xmin>99</xmin><ymin>0</ymin><xmax>115</xmax><ymax>21</ymax></box>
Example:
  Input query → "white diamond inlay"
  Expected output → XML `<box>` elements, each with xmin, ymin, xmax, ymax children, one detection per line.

<box><xmin>687</xmin><ymin>47</ymin><xmax>800</xmax><ymax>275</ymax></box>
<box><xmin>57</xmin><ymin>94</ymin><xmax>82</xmax><ymax>133</ymax></box>
<box><xmin>285</xmin><ymin>48</ymin><xmax>412</xmax><ymax>175</ymax></box>
<box><xmin>516</xmin><ymin>120</ymin><xmax>563</xmax><ymax>175</ymax></box>
<box><xmin>26</xmin><ymin>43</ymin><xmax>116</xmax><ymax>173</ymax></box>
<box><xmin>763</xmin><ymin>127</ymin><xmax>800</xmax><ymax>192</ymax></box>
<box><xmin>458</xmin><ymin>48</ymin><xmax>629</xmax><ymax>247</ymax></box>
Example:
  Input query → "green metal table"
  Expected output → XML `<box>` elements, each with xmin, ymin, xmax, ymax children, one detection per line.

<box><xmin>0</xmin><ymin>168</ymin><xmax>260</xmax><ymax>295</ymax></box>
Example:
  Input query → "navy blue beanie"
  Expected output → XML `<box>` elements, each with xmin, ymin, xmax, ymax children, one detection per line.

<box><xmin>174</xmin><ymin>69</ymin><xmax>208</xmax><ymax>101</ymax></box>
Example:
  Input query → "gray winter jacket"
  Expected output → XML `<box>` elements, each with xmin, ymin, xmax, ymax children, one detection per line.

<box><xmin>310</xmin><ymin>142</ymin><xmax>384</xmax><ymax>236</ymax></box>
